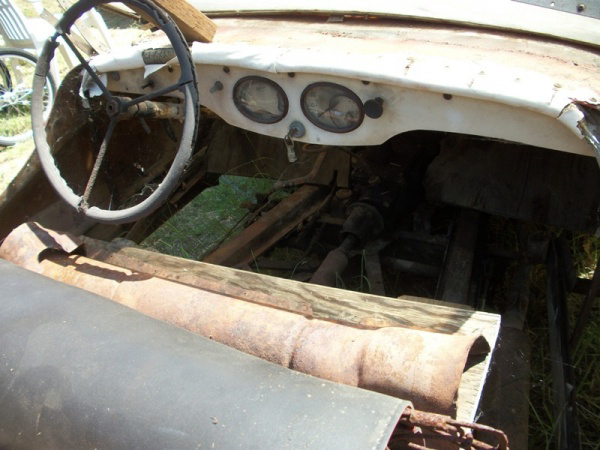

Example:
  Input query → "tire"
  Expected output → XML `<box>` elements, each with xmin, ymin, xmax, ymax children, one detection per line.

<box><xmin>0</xmin><ymin>49</ymin><xmax>56</xmax><ymax>147</ymax></box>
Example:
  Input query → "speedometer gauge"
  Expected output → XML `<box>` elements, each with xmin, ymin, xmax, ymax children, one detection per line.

<box><xmin>301</xmin><ymin>83</ymin><xmax>364</xmax><ymax>133</ymax></box>
<box><xmin>233</xmin><ymin>76</ymin><xmax>288</xmax><ymax>124</ymax></box>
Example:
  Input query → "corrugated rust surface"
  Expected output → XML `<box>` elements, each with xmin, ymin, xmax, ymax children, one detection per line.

<box><xmin>0</xmin><ymin>223</ymin><xmax>490</xmax><ymax>416</ymax></box>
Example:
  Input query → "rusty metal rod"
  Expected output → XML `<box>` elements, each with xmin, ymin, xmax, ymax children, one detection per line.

<box><xmin>272</xmin><ymin>150</ymin><xmax>327</xmax><ymax>190</ymax></box>
<box><xmin>398</xmin><ymin>408</ymin><xmax>509</xmax><ymax>450</ymax></box>
<box><xmin>0</xmin><ymin>222</ymin><xmax>490</xmax><ymax>417</ymax></box>
<box><xmin>310</xmin><ymin>234</ymin><xmax>357</xmax><ymax>287</ymax></box>
<box><xmin>120</xmin><ymin>98</ymin><xmax>184</xmax><ymax>120</ymax></box>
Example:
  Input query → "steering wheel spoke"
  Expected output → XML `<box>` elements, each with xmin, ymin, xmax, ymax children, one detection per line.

<box><xmin>57</xmin><ymin>31</ymin><xmax>112</xmax><ymax>100</ymax></box>
<box><xmin>80</xmin><ymin>117</ymin><xmax>118</xmax><ymax>209</ymax></box>
<box><xmin>124</xmin><ymin>79</ymin><xmax>193</xmax><ymax>109</ymax></box>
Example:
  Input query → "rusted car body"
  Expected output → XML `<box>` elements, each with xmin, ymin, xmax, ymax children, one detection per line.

<box><xmin>0</xmin><ymin>0</ymin><xmax>598</xmax><ymax>448</ymax></box>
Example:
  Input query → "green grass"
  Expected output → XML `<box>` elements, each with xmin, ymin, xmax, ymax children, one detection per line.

<box><xmin>13</xmin><ymin>0</ymin><xmax>64</xmax><ymax>17</ymax></box>
<box><xmin>527</xmin><ymin>292</ymin><xmax>600</xmax><ymax>449</ymax></box>
<box><xmin>0</xmin><ymin>110</ymin><xmax>32</xmax><ymax>139</ymax></box>
<box><xmin>142</xmin><ymin>175</ymin><xmax>276</xmax><ymax>261</ymax></box>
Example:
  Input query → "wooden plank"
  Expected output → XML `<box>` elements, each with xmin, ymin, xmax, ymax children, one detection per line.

<box><xmin>84</xmin><ymin>235</ymin><xmax>499</xmax><ymax>335</ymax></box>
<box><xmin>41</xmin><ymin>8</ymin><xmax>95</xmax><ymax>56</ymax></box>
<box><xmin>56</xmin><ymin>0</ymin><xmax>111</xmax><ymax>53</ymax></box>
<box><xmin>98</xmin><ymin>3</ymin><xmax>140</xmax><ymax>21</ymax></box>
<box><xmin>364</xmin><ymin>247</ymin><xmax>386</xmax><ymax>296</ymax></box>
<box><xmin>425</xmin><ymin>138</ymin><xmax>600</xmax><ymax>232</ymax></box>
<box><xmin>129</xmin><ymin>0</ymin><xmax>217</xmax><ymax>43</ymax></box>
<box><xmin>41</xmin><ymin>9</ymin><xmax>85</xmax><ymax>68</ymax></box>
<box><xmin>82</xmin><ymin>237</ymin><xmax>500</xmax><ymax>423</ymax></box>
<box><xmin>437</xmin><ymin>209</ymin><xmax>480</xmax><ymax>304</ymax></box>
<box><xmin>398</xmin><ymin>294</ymin><xmax>473</xmax><ymax>311</ymax></box>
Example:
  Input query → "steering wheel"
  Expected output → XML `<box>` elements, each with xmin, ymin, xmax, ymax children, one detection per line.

<box><xmin>31</xmin><ymin>0</ymin><xmax>199</xmax><ymax>224</ymax></box>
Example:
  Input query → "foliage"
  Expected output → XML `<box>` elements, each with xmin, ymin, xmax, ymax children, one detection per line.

<box><xmin>526</xmin><ymin>233</ymin><xmax>600</xmax><ymax>449</ymax></box>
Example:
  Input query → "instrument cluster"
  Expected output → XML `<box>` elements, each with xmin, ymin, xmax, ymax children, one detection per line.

<box><xmin>231</xmin><ymin>75</ymin><xmax>378</xmax><ymax>134</ymax></box>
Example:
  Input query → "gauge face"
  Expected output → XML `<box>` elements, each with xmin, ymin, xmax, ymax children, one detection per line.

<box><xmin>301</xmin><ymin>82</ymin><xmax>364</xmax><ymax>133</ymax></box>
<box><xmin>233</xmin><ymin>76</ymin><xmax>288</xmax><ymax>124</ymax></box>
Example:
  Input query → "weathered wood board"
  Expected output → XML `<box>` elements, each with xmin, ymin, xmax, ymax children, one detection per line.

<box><xmin>425</xmin><ymin>138</ymin><xmax>600</xmax><ymax>232</ymax></box>
<box><xmin>129</xmin><ymin>0</ymin><xmax>217</xmax><ymax>43</ymax></box>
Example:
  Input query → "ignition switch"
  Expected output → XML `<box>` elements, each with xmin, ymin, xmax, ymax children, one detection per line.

<box><xmin>283</xmin><ymin>121</ymin><xmax>306</xmax><ymax>163</ymax></box>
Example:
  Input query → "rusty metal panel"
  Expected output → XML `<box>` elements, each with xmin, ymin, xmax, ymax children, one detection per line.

<box><xmin>0</xmin><ymin>258</ymin><xmax>410</xmax><ymax>450</ymax></box>
<box><xmin>0</xmin><ymin>223</ymin><xmax>491</xmax><ymax>417</ymax></box>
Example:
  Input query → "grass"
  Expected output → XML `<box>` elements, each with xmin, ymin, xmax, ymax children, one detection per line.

<box><xmin>13</xmin><ymin>0</ymin><xmax>73</xmax><ymax>16</ymax></box>
<box><xmin>142</xmin><ymin>175</ymin><xmax>276</xmax><ymax>261</ymax></box>
<box><xmin>0</xmin><ymin>139</ymin><xmax>34</xmax><ymax>193</ymax></box>
<box><xmin>1</xmin><ymin>54</ymin><xmax>37</xmax><ymax>140</ymax></box>
<box><xmin>526</xmin><ymin>234</ymin><xmax>600</xmax><ymax>449</ymax></box>
<box><xmin>0</xmin><ymin>110</ymin><xmax>31</xmax><ymax>139</ymax></box>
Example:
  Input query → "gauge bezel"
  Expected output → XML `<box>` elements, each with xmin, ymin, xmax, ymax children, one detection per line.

<box><xmin>301</xmin><ymin>82</ymin><xmax>365</xmax><ymax>133</ymax></box>
<box><xmin>233</xmin><ymin>76</ymin><xmax>289</xmax><ymax>124</ymax></box>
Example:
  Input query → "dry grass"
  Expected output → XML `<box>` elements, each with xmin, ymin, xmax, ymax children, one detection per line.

<box><xmin>0</xmin><ymin>139</ymin><xmax>34</xmax><ymax>193</ymax></box>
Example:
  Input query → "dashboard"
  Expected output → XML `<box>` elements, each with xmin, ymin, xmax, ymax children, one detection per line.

<box><xmin>97</xmin><ymin>46</ymin><xmax>593</xmax><ymax>157</ymax></box>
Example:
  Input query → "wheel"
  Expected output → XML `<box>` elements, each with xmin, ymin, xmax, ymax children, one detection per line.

<box><xmin>32</xmin><ymin>0</ymin><xmax>200</xmax><ymax>224</ymax></box>
<box><xmin>0</xmin><ymin>49</ymin><xmax>56</xmax><ymax>147</ymax></box>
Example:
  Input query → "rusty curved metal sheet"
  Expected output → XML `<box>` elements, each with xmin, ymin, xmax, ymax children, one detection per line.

<box><xmin>0</xmin><ymin>222</ymin><xmax>490</xmax><ymax>416</ymax></box>
<box><xmin>0</xmin><ymin>258</ymin><xmax>410</xmax><ymax>450</ymax></box>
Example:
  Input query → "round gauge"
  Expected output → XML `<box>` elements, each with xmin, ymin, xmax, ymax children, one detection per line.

<box><xmin>233</xmin><ymin>76</ymin><xmax>288</xmax><ymax>124</ymax></box>
<box><xmin>301</xmin><ymin>82</ymin><xmax>364</xmax><ymax>133</ymax></box>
